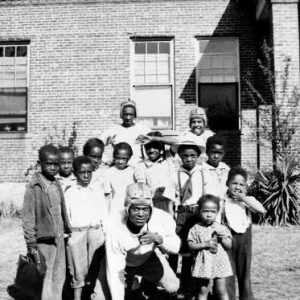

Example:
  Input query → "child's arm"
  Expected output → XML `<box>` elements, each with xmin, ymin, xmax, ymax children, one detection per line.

<box><xmin>213</xmin><ymin>223</ymin><xmax>232</xmax><ymax>250</ymax></box>
<box><xmin>219</xmin><ymin>236</ymin><xmax>232</xmax><ymax>250</ymax></box>
<box><xmin>236</xmin><ymin>193</ymin><xmax>266</xmax><ymax>214</ymax></box>
<box><xmin>187</xmin><ymin>240</ymin><xmax>213</xmax><ymax>251</ymax></box>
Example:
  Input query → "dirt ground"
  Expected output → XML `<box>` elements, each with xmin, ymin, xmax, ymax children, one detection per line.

<box><xmin>0</xmin><ymin>219</ymin><xmax>299</xmax><ymax>300</ymax></box>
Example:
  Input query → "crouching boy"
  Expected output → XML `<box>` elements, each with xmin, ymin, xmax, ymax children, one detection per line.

<box><xmin>22</xmin><ymin>144</ymin><xmax>72</xmax><ymax>300</ymax></box>
<box><xmin>106</xmin><ymin>183</ymin><xmax>180</xmax><ymax>300</ymax></box>
<box><xmin>64</xmin><ymin>156</ymin><xmax>110</xmax><ymax>300</ymax></box>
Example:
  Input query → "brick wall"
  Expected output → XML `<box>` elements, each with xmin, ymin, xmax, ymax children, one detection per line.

<box><xmin>0</xmin><ymin>0</ymin><xmax>258</xmax><ymax>182</ymax></box>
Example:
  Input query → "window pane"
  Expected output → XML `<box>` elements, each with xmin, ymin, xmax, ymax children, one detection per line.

<box><xmin>134</xmin><ymin>85</ymin><xmax>172</xmax><ymax>129</ymax></box>
<box><xmin>135</xmin><ymin>43</ymin><xmax>146</xmax><ymax>54</ymax></box>
<box><xmin>157</xmin><ymin>61</ymin><xmax>169</xmax><ymax>75</ymax></box>
<box><xmin>5</xmin><ymin>47</ymin><xmax>15</xmax><ymax>57</ymax></box>
<box><xmin>17</xmin><ymin>46</ymin><xmax>27</xmax><ymax>57</ymax></box>
<box><xmin>147</xmin><ymin>42</ymin><xmax>158</xmax><ymax>54</ymax></box>
<box><xmin>159</xmin><ymin>42</ymin><xmax>170</xmax><ymax>54</ymax></box>
<box><xmin>198</xmin><ymin>83</ymin><xmax>238</xmax><ymax>130</ymax></box>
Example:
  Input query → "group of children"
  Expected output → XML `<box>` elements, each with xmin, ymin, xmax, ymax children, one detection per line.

<box><xmin>22</xmin><ymin>103</ymin><xmax>266</xmax><ymax>300</ymax></box>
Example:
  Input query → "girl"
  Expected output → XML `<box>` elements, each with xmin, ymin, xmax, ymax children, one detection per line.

<box><xmin>104</xmin><ymin>142</ymin><xmax>135</xmax><ymax>218</ymax></box>
<box><xmin>82</xmin><ymin>138</ymin><xmax>108</xmax><ymax>190</ymax></box>
<box><xmin>134</xmin><ymin>131</ymin><xmax>177</xmax><ymax>215</ymax></box>
<box><xmin>187</xmin><ymin>194</ymin><xmax>233</xmax><ymax>300</ymax></box>
<box><xmin>223</xmin><ymin>167</ymin><xmax>266</xmax><ymax>300</ymax></box>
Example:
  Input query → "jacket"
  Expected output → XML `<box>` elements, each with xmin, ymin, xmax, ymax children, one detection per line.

<box><xmin>22</xmin><ymin>172</ymin><xmax>72</xmax><ymax>249</ymax></box>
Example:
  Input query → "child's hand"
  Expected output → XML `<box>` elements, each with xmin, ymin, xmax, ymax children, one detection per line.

<box><xmin>231</xmin><ymin>190</ymin><xmax>246</xmax><ymax>202</ymax></box>
<box><xmin>204</xmin><ymin>239</ymin><xmax>218</xmax><ymax>253</ymax></box>
<box><xmin>136</xmin><ymin>135</ymin><xmax>152</xmax><ymax>145</ymax></box>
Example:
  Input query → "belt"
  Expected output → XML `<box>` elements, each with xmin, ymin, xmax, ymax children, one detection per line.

<box><xmin>176</xmin><ymin>204</ymin><xmax>198</xmax><ymax>214</ymax></box>
<box><xmin>71</xmin><ymin>224</ymin><xmax>102</xmax><ymax>232</ymax></box>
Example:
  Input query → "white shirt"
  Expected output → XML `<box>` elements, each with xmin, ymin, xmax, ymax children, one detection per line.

<box><xmin>134</xmin><ymin>156</ymin><xmax>178</xmax><ymax>202</ymax></box>
<box><xmin>90</xmin><ymin>163</ymin><xmax>109</xmax><ymax>190</ymax></box>
<box><xmin>106</xmin><ymin>208</ymin><xmax>180</xmax><ymax>300</ymax></box>
<box><xmin>64</xmin><ymin>183</ymin><xmax>108</xmax><ymax>228</ymax></box>
<box><xmin>177</xmin><ymin>165</ymin><xmax>204</xmax><ymax>206</ymax></box>
<box><xmin>179</xmin><ymin>129</ymin><xmax>214</xmax><ymax>149</ymax></box>
<box><xmin>104</xmin><ymin>166</ymin><xmax>135</xmax><ymax>217</ymax></box>
<box><xmin>56</xmin><ymin>173</ymin><xmax>77</xmax><ymax>193</ymax></box>
<box><xmin>224</xmin><ymin>194</ymin><xmax>252</xmax><ymax>233</ymax></box>
<box><xmin>101</xmin><ymin>123</ymin><xmax>150</xmax><ymax>166</ymax></box>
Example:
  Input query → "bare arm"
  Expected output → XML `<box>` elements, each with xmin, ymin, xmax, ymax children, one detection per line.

<box><xmin>238</xmin><ymin>194</ymin><xmax>266</xmax><ymax>214</ymax></box>
<box><xmin>188</xmin><ymin>240</ymin><xmax>213</xmax><ymax>251</ymax></box>
<box><xmin>219</xmin><ymin>236</ymin><xmax>232</xmax><ymax>250</ymax></box>
<box><xmin>137</xmin><ymin>135</ymin><xmax>179</xmax><ymax>146</ymax></box>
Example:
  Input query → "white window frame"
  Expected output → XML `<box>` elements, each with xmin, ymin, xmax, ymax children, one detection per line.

<box><xmin>195</xmin><ymin>37</ymin><xmax>241</xmax><ymax>130</ymax></box>
<box><xmin>0</xmin><ymin>42</ymin><xmax>30</xmax><ymax>133</ymax></box>
<box><xmin>130</xmin><ymin>37</ymin><xmax>175</xmax><ymax>130</ymax></box>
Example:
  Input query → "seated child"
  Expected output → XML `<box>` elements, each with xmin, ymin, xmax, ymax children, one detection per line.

<box><xmin>135</xmin><ymin>131</ymin><xmax>177</xmax><ymax>215</ymax></box>
<box><xmin>104</xmin><ymin>142</ymin><xmax>135</xmax><ymax>218</ymax></box>
<box><xmin>188</xmin><ymin>195</ymin><xmax>232</xmax><ymax>300</ymax></box>
<box><xmin>83</xmin><ymin>138</ymin><xmax>108</xmax><ymax>190</ymax></box>
<box><xmin>64</xmin><ymin>156</ymin><xmax>109</xmax><ymax>300</ymax></box>
<box><xmin>22</xmin><ymin>144</ymin><xmax>72</xmax><ymax>299</ymax></box>
<box><xmin>223</xmin><ymin>167</ymin><xmax>266</xmax><ymax>300</ymax></box>
<box><xmin>57</xmin><ymin>146</ymin><xmax>77</xmax><ymax>192</ymax></box>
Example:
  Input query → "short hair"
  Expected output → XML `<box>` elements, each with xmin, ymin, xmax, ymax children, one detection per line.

<box><xmin>59</xmin><ymin>146</ymin><xmax>75</xmax><ymax>158</ymax></box>
<box><xmin>227</xmin><ymin>166</ymin><xmax>248</xmax><ymax>185</ymax></box>
<box><xmin>144</xmin><ymin>131</ymin><xmax>165</xmax><ymax>152</ymax></box>
<box><xmin>38</xmin><ymin>144</ymin><xmax>59</xmax><ymax>162</ymax></box>
<box><xmin>197</xmin><ymin>194</ymin><xmax>220</xmax><ymax>212</ymax></box>
<box><xmin>178</xmin><ymin>144</ymin><xmax>201</xmax><ymax>156</ymax></box>
<box><xmin>206</xmin><ymin>134</ymin><xmax>226</xmax><ymax>152</ymax></box>
<box><xmin>113</xmin><ymin>142</ymin><xmax>133</xmax><ymax>158</ymax></box>
<box><xmin>73</xmin><ymin>156</ymin><xmax>93</xmax><ymax>173</ymax></box>
<box><xmin>83</xmin><ymin>138</ymin><xmax>104</xmax><ymax>156</ymax></box>
<box><xmin>121</xmin><ymin>104</ymin><xmax>137</xmax><ymax>118</ymax></box>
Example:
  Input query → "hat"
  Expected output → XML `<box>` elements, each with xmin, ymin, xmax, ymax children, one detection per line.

<box><xmin>124</xmin><ymin>183</ymin><xmax>153</xmax><ymax>212</ymax></box>
<box><xmin>189</xmin><ymin>107</ymin><xmax>207</xmax><ymax>127</ymax></box>
<box><xmin>120</xmin><ymin>99</ymin><xmax>137</xmax><ymax>118</ymax></box>
<box><xmin>171</xmin><ymin>139</ymin><xmax>205</xmax><ymax>154</ymax></box>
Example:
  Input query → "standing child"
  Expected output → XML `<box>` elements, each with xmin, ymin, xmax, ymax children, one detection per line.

<box><xmin>171</xmin><ymin>140</ymin><xmax>205</xmax><ymax>299</ymax></box>
<box><xmin>201</xmin><ymin>135</ymin><xmax>230</xmax><ymax>222</ymax></box>
<box><xmin>104</xmin><ymin>142</ymin><xmax>135</xmax><ymax>218</ymax></box>
<box><xmin>223</xmin><ymin>167</ymin><xmax>266</xmax><ymax>300</ymax></box>
<box><xmin>83</xmin><ymin>138</ymin><xmax>108</xmax><ymax>190</ymax></box>
<box><xmin>188</xmin><ymin>195</ymin><xmax>232</xmax><ymax>300</ymax></box>
<box><xmin>57</xmin><ymin>146</ymin><xmax>77</xmax><ymax>192</ymax></box>
<box><xmin>64</xmin><ymin>156</ymin><xmax>109</xmax><ymax>300</ymax></box>
<box><xmin>135</xmin><ymin>131</ymin><xmax>177</xmax><ymax>215</ymax></box>
<box><xmin>22</xmin><ymin>144</ymin><xmax>72</xmax><ymax>300</ymax></box>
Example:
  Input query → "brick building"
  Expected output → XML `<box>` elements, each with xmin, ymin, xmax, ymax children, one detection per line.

<box><xmin>0</xmin><ymin>0</ymin><xmax>299</xmax><ymax>182</ymax></box>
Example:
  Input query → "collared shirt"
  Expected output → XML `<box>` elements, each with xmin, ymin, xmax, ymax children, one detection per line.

<box><xmin>64</xmin><ymin>183</ymin><xmax>108</xmax><ymax>228</ymax></box>
<box><xmin>223</xmin><ymin>194</ymin><xmax>252</xmax><ymax>234</ymax></box>
<box><xmin>134</xmin><ymin>156</ymin><xmax>178</xmax><ymax>202</ymax></box>
<box><xmin>100</xmin><ymin>123</ymin><xmax>150</xmax><ymax>166</ymax></box>
<box><xmin>40</xmin><ymin>174</ymin><xmax>64</xmax><ymax>235</ymax></box>
<box><xmin>56</xmin><ymin>173</ymin><xmax>77</xmax><ymax>193</ymax></box>
<box><xmin>106</xmin><ymin>208</ymin><xmax>180</xmax><ymax>300</ymax></box>
<box><xmin>177</xmin><ymin>165</ymin><xmax>204</xmax><ymax>206</ymax></box>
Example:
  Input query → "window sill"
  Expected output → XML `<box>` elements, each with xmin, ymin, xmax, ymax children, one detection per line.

<box><xmin>0</xmin><ymin>132</ymin><xmax>32</xmax><ymax>139</ymax></box>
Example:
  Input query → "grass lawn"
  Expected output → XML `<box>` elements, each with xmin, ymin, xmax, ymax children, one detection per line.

<box><xmin>0</xmin><ymin>219</ymin><xmax>299</xmax><ymax>300</ymax></box>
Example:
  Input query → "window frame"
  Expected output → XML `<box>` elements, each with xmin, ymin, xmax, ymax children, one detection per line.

<box><xmin>0</xmin><ymin>41</ymin><xmax>30</xmax><ymax>134</ymax></box>
<box><xmin>130</xmin><ymin>37</ymin><xmax>175</xmax><ymax>130</ymax></box>
<box><xmin>195</xmin><ymin>37</ymin><xmax>241</xmax><ymax>131</ymax></box>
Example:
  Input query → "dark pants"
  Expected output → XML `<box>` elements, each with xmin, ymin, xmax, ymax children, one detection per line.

<box><xmin>227</xmin><ymin>225</ymin><xmax>255</xmax><ymax>300</ymax></box>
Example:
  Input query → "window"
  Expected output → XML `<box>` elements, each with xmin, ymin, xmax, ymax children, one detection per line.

<box><xmin>0</xmin><ymin>43</ymin><xmax>29</xmax><ymax>132</ymax></box>
<box><xmin>132</xmin><ymin>39</ymin><xmax>174</xmax><ymax>129</ymax></box>
<box><xmin>196</xmin><ymin>38</ymin><xmax>239</xmax><ymax>130</ymax></box>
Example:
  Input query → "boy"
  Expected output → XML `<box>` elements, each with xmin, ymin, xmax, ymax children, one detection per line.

<box><xmin>201</xmin><ymin>135</ymin><xmax>230</xmax><ymax>221</ymax></box>
<box><xmin>22</xmin><ymin>144</ymin><xmax>72</xmax><ymax>300</ymax></box>
<box><xmin>57</xmin><ymin>146</ymin><xmax>76</xmax><ymax>192</ymax></box>
<box><xmin>64</xmin><ymin>156</ymin><xmax>109</xmax><ymax>300</ymax></box>
<box><xmin>224</xmin><ymin>167</ymin><xmax>266</xmax><ymax>300</ymax></box>
<box><xmin>171</xmin><ymin>140</ymin><xmax>205</xmax><ymax>299</ymax></box>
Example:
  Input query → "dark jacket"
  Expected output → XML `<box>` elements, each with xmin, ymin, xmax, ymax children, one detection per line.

<box><xmin>22</xmin><ymin>172</ymin><xmax>72</xmax><ymax>249</ymax></box>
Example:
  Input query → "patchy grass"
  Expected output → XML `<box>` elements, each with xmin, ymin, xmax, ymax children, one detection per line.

<box><xmin>0</xmin><ymin>220</ymin><xmax>299</xmax><ymax>299</ymax></box>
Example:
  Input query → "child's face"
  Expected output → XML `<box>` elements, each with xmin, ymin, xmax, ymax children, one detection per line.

<box><xmin>75</xmin><ymin>163</ymin><xmax>93</xmax><ymax>187</ymax></box>
<box><xmin>227</xmin><ymin>175</ymin><xmax>246</xmax><ymax>197</ymax></box>
<box><xmin>40</xmin><ymin>153</ymin><xmax>59</xmax><ymax>180</ymax></box>
<box><xmin>122</xmin><ymin>107</ymin><xmax>135</xmax><ymax>127</ymax></box>
<box><xmin>190</xmin><ymin>117</ymin><xmax>205</xmax><ymax>136</ymax></box>
<box><xmin>179</xmin><ymin>148</ymin><xmax>198</xmax><ymax>171</ymax></box>
<box><xmin>207</xmin><ymin>144</ymin><xmax>225</xmax><ymax>168</ymax></box>
<box><xmin>87</xmin><ymin>147</ymin><xmax>103</xmax><ymax>171</ymax></box>
<box><xmin>145</xmin><ymin>146</ymin><xmax>161</xmax><ymax>162</ymax></box>
<box><xmin>59</xmin><ymin>152</ymin><xmax>74</xmax><ymax>177</ymax></box>
<box><xmin>199</xmin><ymin>201</ymin><xmax>218</xmax><ymax>225</ymax></box>
<box><xmin>114</xmin><ymin>149</ymin><xmax>130</xmax><ymax>170</ymax></box>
